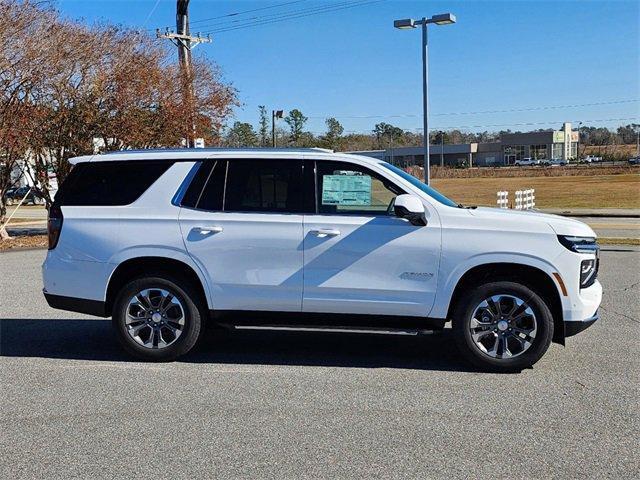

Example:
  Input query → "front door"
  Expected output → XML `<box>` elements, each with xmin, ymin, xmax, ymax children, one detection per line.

<box><xmin>179</xmin><ymin>158</ymin><xmax>307</xmax><ymax>312</ymax></box>
<box><xmin>302</xmin><ymin>160</ymin><xmax>441</xmax><ymax>317</ymax></box>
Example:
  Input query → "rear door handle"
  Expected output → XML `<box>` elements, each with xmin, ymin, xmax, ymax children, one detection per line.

<box><xmin>194</xmin><ymin>226</ymin><xmax>223</xmax><ymax>235</ymax></box>
<box><xmin>310</xmin><ymin>228</ymin><xmax>340</xmax><ymax>237</ymax></box>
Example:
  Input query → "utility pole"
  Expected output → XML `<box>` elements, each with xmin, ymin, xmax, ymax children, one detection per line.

<box><xmin>272</xmin><ymin>110</ymin><xmax>283</xmax><ymax>147</ymax></box>
<box><xmin>157</xmin><ymin>1</ymin><xmax>211</xmax><ymax>147</ymax></box>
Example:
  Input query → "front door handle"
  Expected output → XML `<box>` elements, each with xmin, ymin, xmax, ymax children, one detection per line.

<box><xmin>194</xmin><ymin>226</ymin><xmax>223</xmax><ymax>235</ymax></box>
<box><xmin>310</xmin><ymin>228</ymin><xmax>341</xmax><ymax>237</ymax></box>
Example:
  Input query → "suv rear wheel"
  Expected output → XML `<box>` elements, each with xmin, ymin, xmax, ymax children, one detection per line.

<box><xmin>112</xmin><ymin>275</ymin><xmax>204</xmax><ymax>361</ymax></box>
<box><xmin>452</xmin><ymin>281</ymin><xmax>553</xmax><ymax>372</ymax></box>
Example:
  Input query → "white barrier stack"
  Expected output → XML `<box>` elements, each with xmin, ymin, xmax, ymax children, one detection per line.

<box><xmin>497</xmin><ymin>191</ymin><xmax>509</xmax><ymax>209</ymax></box>
<box><xmin>515</xmin><ymin>189</ymin><xmax>535</xmax><ymax>210</ymax></box>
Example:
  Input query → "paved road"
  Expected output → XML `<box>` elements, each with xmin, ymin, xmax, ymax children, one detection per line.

<box><xmin>5</xmin><ymin>205</ymin><xmax>47</xmax><ymax>219</ymax></box>
<box><xmin>1</xmin><ymin>249</ymin><xmax>639</xmax><ymax>479</ymax></box>
<box><xmin>569</xmin><ymin>216</ymin><xmax>640</xmax><ymax>239</ymax></box>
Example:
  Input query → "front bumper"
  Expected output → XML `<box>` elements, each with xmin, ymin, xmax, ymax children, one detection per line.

<box><xmin>564</xmin><ymin>311</ymin><xmax>599</xmax><ymax>338</ymax></box>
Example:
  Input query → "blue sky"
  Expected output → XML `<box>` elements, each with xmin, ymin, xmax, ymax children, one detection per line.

<box><xmin>57</xmin><ymin>0</ymin><xmax>639</xmax><ymax>135</ymax></box>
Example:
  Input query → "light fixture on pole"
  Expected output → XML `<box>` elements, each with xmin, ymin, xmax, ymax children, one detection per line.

<box><xmin>272</xmin><ymin>110</ymin><xmax>284</xmax><ymax>147</ymax></box>
<box><xmin>394</xmin><ymin>13</ymin><xmax>456</xmax><ymax>184</ymax></box>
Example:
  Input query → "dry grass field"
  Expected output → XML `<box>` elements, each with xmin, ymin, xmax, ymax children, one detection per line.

<box><xmin>432</xmin><ymin>173</ymin><xmax>639</xmax><ymax>209</ymax></box>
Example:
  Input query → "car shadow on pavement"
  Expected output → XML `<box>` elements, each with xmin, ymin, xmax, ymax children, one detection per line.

<box><xmin>0</xmin><ymin>318</ymin><xmax>475</xmax><ymax>372</ymax></box>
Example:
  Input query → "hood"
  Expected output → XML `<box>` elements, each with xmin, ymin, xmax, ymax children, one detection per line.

<box><xmin>468</xmin><ymin>207</ymin><xmax>597</xmax><ymax>238</ymax></box>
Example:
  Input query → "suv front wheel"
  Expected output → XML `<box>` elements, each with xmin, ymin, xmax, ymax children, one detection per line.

<box><xmin>452</xmin><ymin>281</ymin><xmax>554</xmax><ymax>372</ymax></box>
<box><xmin>112</xmin><ymin>275</ymin><xmax>204</xmax><ymax>361</ymax></box>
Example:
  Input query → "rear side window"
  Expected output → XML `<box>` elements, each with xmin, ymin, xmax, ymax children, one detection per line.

<box><xmin>57</xmin><ymin>161</ymin><xmax>173</xmax><ymax>206</ymax></box>
<box><xmin>225</xmin><ymin>159</ymin><xmax>304</xmax><ymax>213</ymax></box>
<box><xmin>181</xmin><ymin>160</ymin><xmax>226</xmax><ymax>210</ymax></box>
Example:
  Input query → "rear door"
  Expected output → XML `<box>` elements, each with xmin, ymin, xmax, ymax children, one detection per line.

<box><xmin>179</xmin><ymin>158</ymin><xmax>308</xmax><ymax>312</ymax></box>
<box><xmin>302</xmin><ymin>160</ymin><xmax>441</xmax><ymax>317</ymax></box>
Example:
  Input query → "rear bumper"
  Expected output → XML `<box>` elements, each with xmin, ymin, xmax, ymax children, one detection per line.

<box><xmin>564</xmin><ymin>311</ymin><xmax>598</xmax><ymax>338</ymax></box>
<box><xmin>43</xmin><ymin>291</ymin><xmax>108</xmax><ymax>317</ymax></box>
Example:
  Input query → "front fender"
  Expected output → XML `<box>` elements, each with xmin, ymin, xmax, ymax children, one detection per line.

<box><xmin>430</xmin><ymin>252</ymin><xmax>567</xmax><ymax>319</ymax></box>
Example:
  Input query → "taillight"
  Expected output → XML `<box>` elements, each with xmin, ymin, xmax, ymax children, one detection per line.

<box><xmin>47</xmin><ymin>204</ymin><xmax>63</xmax><ymax>250</ymax></box>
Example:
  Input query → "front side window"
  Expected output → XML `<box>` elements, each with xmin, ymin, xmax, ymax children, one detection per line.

<box><xmin>316</xmin><ymin>161</ymin><xmax>404</xmax><ymax>215</ymax></box>
<box><xmin>380</xmin><ymin>162</ymin><xmax>459</xmax><ymax>208</ymax></box>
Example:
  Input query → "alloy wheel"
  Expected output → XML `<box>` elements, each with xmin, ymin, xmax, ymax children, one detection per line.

<box><xmin>125</xmin><ymin>288</ymin><xmax>186</xmax><ymax>349</ymax></box>
<box><xmin>469</xmin><ymin>294</ymin><xmax>537</xmax><ymax>359</ymax></box>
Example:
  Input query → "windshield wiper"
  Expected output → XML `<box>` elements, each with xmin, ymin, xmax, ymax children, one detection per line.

<box><xmin>457</xmin><ymin>203</ymin><xmax>477</xmax><ymax>209</ymax></box>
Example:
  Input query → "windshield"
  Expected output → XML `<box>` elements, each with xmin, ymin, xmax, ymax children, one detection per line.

<box><xmin>380</xmin><ymin>162</ymin><xmax>458</xmax><ymax>208</ymax></box>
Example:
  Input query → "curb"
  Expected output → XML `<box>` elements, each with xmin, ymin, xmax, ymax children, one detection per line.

<box><xmin>553</xmin><ymin>212</ymin><xmax>640</xmax><ymax>219</ymax></box>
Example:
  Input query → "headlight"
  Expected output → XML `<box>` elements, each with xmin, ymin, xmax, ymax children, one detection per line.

<box><xmin>580</xmin><ymin>259</ymin><xmax>597</xmax><ymax>288</ymax></box>
<box><xmin>557</xmin><ymin>236</ymin><xmax>599</xmax><ymax>288</ymax></box>
<box><xmin>557</xmin><ymin>235</ymin><xmax>598</xmax><ymax>254</ymax></box>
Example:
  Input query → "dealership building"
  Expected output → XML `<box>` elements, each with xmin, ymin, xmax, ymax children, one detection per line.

<box><xmin>348</xmin><ymin>122</ymin><xmax>579</xmax><ymax>167</ymax></box>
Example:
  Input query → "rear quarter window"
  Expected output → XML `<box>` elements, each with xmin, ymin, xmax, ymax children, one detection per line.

<box><xmin>56</xmin><ymin>161</ymin><xmax>174</xmax><ymax>206</ymax></box>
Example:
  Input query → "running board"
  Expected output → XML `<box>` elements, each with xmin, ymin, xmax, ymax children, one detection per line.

<box><xmin>232</xmin><ymin>324</ymin><xmax>439</xmax><ymax>336</ymax></box>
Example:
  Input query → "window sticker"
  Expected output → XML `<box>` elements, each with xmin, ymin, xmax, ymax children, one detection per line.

<box><xmin>322</xmin><ymin>173</ymin><xmax>372</xmax><ymax>206</ymax></box>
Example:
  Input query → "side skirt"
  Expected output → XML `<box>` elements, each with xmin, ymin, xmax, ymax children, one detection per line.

<box><xmin>209</xmin><ymin>310</ymin><xmax>447</xmax><ymax>333</ymax></box>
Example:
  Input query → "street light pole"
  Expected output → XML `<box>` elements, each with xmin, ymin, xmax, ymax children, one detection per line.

<box><xmin>394</xmin><ymin>13</ymin><xmax>456</xmax><ymax>184</ymax></box>
<box><xmin>421</xmin><ymin>19</ymin><xmax>430</xmax><ymax>183</ymax></box>
<box><xmin>576</xmin><ymin>121</ymin><xmax>582</xmax><ymax>162</ymax></box>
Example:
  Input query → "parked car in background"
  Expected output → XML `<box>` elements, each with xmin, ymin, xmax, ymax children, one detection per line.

<box><xmin>514</xmin><ymin>158</ymin><xmax>541</xmax><ymax>166</ymax></box>
<box><xmin>4</xmin><ymin>188</ymin><xmax>18</xmax><ymax>205</ymax></box>
<box><xmin>545</xmin><ymin>158</ymin><xmax>567</xmax><ymax>167</ymax></box>
<box><xmin>581</xmin><ymin>155</ymin><xmax>601</xmax><ymax>164</ymax></box>
<box><xmin>8</xmin><ymin>186</ymin><xmax>45</xmax><ymax>205</ymax></box>
<box><xmin>43</xmin><ymin>148</ymin><xmax>602</xmax><ymax>372</ymax></box>
<box><xmin>628</xmin><ymin>156</ymin><xmax>640</xmax><ymax>165</ymax></box>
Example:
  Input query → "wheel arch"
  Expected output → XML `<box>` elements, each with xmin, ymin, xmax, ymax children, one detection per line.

<box><xmin>105</xmin><ymin>256</ymin><xmax>209</xmax><ymax>317</ymax></box>
<box><xmin>446</xmin><ymin>262</ymin><xmax>565</xmax><ymax>344</ymax></box>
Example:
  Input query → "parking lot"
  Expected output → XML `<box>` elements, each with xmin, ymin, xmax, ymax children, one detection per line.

<box><xmin>1</xmin><ymin>247</ymin><xmax>638</xmax><ymax>479</ymax></box>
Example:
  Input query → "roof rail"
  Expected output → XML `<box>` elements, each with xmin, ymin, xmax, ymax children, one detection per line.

<box><xmin>101</xmin><ymin>147</ymin><xmax>336</xmax><ymax>155</ymax></box>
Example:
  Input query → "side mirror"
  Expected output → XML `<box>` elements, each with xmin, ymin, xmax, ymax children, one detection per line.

<box><xmin>394</xmin><ymin>194</ymin><xmax>427</xmax><ymax>226</ymax></box>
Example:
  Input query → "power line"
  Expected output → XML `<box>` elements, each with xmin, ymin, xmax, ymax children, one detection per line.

<box><xmin>304</xmin><ymin>99</ymin><xmax>640</xmax><ymax>120</ymax></box>
<box><xmin>194</xmin><ymin>0</ymin><xmax>366</xmax><ymax>31</ymax></box>
<box><xmin>300</xmin><ymin>116</ymin><xmax>639</xmax><ymax>135</ymax></box>
<box><xmin>199</xmin><ymin>0</ymin><xmax>386</xmax><ymax>35</ymax></box>
<box><xmin>403</xmin><ymin>117</ymin><xmax>639</xmax><ymax>132</ymax></box>
<box><xmin>141</xmin><ymin>0</ymin><xmax>162</xmax><ymax>28</ymax></box>
<box><xmin>191</xmin><ymin>0</ymin><xmax>306</xmax><ymax>24</ymax></box>
<box><xmin>158</xmin><ymin>0</ymin><xmax>307</xmax><ymax>29</ymax></box>
<box><xmin>430</xmin><ymin>117</ymin><xmax>639</xmax><ymax>131</ymax></box>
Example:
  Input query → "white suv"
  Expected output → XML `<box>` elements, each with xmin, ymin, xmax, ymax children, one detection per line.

<box><xmin>42</xmin><ymin>149</ymin><xmax>602</xmax><ymax>371</ymax></box>
<box><xmin>514</xmin><ymin>158</ymin><xmax>540</xmax><ymax>166</ymax></box>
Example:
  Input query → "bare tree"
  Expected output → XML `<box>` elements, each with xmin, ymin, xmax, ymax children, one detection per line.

<box><xmin>0</xmin><ymin>1</ymin><xmax>59</xmax><ymax>238</ymax></box>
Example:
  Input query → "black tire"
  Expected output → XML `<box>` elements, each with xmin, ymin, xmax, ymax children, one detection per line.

<box><xmin>452</xmin><ymin>281</ymin><xmax>553</xmax><ymax>372</ymax></box>
<box><xmin>112</xmin><ymin>275</ymin><xmax>205</xmax><ymax>361</ymax></box>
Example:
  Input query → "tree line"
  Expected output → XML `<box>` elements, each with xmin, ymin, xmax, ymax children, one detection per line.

<box><xmin>223</xmin><ymin>109</ymin><xmax>639</xmax><ymax>153</ymax></box>
<box><xmin>0</xmin><ymin>0</ymin><xmax>237</xmax><ymax>237</ymax></box>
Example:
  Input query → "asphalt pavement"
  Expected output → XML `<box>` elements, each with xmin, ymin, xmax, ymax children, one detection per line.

<box><xmin>1</xmin><ymin>248</ymin><xmax>639</xmax><ymax>479</ymax></box>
